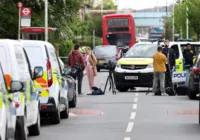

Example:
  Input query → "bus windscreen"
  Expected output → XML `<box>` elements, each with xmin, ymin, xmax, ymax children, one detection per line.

<box><xmin>106</xmin><ymin>33</ymin><xmax>131</xmax><ymax>47</ymax></box>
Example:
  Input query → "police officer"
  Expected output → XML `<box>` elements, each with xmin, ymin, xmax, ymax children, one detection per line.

<box><xmin>162</xmin><ymin>40</ymin><xmax>176</xmax><ymax>94</ymax></box>
<box><xmin>183</xmin><ymin>43</ymin><xmax>196</xmax><ymax>68</ymax></box>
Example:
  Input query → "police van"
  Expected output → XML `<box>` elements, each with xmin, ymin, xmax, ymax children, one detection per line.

<box><xmin>0</xmin><ymin>62</ymin><xmax>19</xmax><ymax>140</ymax></box>
<box><xmin>21</xmin><ymin>40</ymin><xmax>69</xmax><ymax>124</ymax></box>
<box><xmin>161</xmin><ymin>42</ymin><xmax>200</xmax><ymax>95</ymax></box>
<box><xmin>0</xmin><ymin>39</ymin><xmax>42</xmax><ymax>139</ymax></box>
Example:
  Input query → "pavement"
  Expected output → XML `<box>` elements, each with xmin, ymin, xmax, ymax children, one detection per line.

<box><xmin>29</xmin><ymin>71</ymin><xmax>200</xmax><ymax>140</ymax></box>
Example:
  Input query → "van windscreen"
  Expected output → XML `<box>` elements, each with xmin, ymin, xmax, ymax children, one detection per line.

<box><xmin>24</xmin><ymin>46</ymin><xmax>44</xmax><ymax>68</ymax></box>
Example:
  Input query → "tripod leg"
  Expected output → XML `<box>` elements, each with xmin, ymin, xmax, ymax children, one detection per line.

<box><xmin>103</xmin><ymin>76</ymin><xmax>110</xmax><ymax>93</ymax></box>
<box><xmin>111</xmin><ymin>73</ymin><xmax>117</xmax><ymax>95</ymax></box>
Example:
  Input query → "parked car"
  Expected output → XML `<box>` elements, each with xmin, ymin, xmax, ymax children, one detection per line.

<box><xmin>93</xmin><ymin>45</ymin><xmax>119</xmax><ymax>72</ymax></box>
<box><xmin>58</xmin><ymin>57</ymin><xmax>77</xmax><ymax>108</ymax></box>
<box><xmin>187</xmin><ymin>54</ymin><xmax>200</xmax><ymax>99</ymax></box>
<box><xmin>0</xmin><ymin>39</ymin><xmax>42</xmax><ymax>139</ymax></box>
<box><xmin>21</xmin><ymin>40</ymin><xmax>69</xmax><ymax>124</ymax></box>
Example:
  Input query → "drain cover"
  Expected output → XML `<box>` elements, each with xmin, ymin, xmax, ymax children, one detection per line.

<box><xmin>70</xmin><ymin>109</ymin><xmax>103</xmax><ymax>116</ymax></box>
<box><xmin>167</xmin><ymin>108</ymin><xmax>199</xmax><ymax>115</ymax></box>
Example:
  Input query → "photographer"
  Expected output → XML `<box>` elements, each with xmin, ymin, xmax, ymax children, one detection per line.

<box><xmin>153</xmin><ymin>46</ymin><xmax>167</xmax><ymax>95</ymax></box>
<box><xmin>67</xmin><ymin>44</ymin><xmax>86</xmax><ymax>95</ymax></box>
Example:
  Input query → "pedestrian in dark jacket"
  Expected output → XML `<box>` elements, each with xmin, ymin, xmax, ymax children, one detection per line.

<box><xmin>67</xmin><ymin>44</ymin><xmax>86</xmax><ymax>95</ymax></box>
<box><xmin>183</xmin><ymin>43</ymin><xmax>196</xmax><ymax>68</ymax></box>
<box><xmin>162</xmin><ymin>40</ymin><xmax>176</xmax><ymax>90</ymax></box>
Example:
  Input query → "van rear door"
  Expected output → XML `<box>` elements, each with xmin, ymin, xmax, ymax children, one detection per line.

<box><xmin>0</xmin><ymin>43</ymin><xmax>12</xmax><ymax>89</ymax></box>
<box><xmin>23</xmin><ymin>43</ymin><xmax>48</xmax><ymax>93</ymax></box>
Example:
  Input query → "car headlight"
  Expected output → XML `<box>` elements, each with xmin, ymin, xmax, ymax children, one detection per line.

<box><xmin>147</xmin><ymin>64</ymin><xmax>153</xmax><ymax>68</ymax></box>
<box><xmin>116</xmin><ymin>62</ymin><xmax>121</xmax><ymax>68</ymax></box>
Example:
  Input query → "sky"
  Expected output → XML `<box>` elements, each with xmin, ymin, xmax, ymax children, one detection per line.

<box><xmin>116</xmin><ymin>0</ymin><xmax>175</xmax><ymax>10</ymax></box>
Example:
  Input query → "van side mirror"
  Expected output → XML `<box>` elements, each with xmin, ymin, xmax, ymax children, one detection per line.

<box><xmin>10</xmin><ymin>81</ymin><xmax>24</xmax><ymax>93</ymax></box>
<box><xmin>33</xmin><ymin>66</ymin><xmax>43</xmax><ymax>80</ymax></box>
<box><xmin>63</xmin><ymin>67</ymin><xmax>71</xmax><ymax>76</ymax></box>
<box><xmin>185</xmin><ymin>64</ymin><xmax>191</xmax><ymax>69</ymax></box>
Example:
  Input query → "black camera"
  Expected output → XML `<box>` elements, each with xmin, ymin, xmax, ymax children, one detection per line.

<box><xmin>107</xmin><ymin>60</ymin><xmax>116</xmax><ymax>70</ymax></box>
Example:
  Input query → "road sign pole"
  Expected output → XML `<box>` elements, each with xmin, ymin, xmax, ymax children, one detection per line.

<box><xmin>18</xmin><ymin>8</ymin><xmax>21</xmax><ymax>40</ymax></box>
<box><xmin>45</xmin><ymin>0</ymin><xmax>48</xmax><ymax>42</ymax></box>
<box><xmin>93</xmin><ymin>30</ymin><xmax>95</xmax><ymax>47</ymax></box>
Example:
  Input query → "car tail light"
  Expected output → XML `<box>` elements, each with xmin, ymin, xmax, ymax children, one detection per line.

<box><xmin>193</xmin><ymin>68</ymin><xmax>200</xmax><ymax>74</ymax></box>
<box><xmin>116</xmin><ymin>54</ymin><xmax>119</xmax><ymax>60</ymax></box>
<box><xmin>14</xmin><ymin>102</ymin><xmax>20</xmax><ymax>108</ymax></box>
<box><xmin>47</xmin><ymin>60</ymin><xmax>53</xmax><ymax>87</ymax></box>
<box><xmin>41</xmin><ymin>106</ymin><xmax>47</xmax><ymax>109</ymax></box>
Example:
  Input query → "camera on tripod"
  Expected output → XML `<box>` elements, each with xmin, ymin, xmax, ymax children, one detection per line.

<box><xmin>107</xmin><ymin>60</ymin><xmax>116</xmax><ymax>71</ymax></box>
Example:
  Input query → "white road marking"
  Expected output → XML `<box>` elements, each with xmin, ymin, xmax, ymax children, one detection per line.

<box><xmin>135</xmin><ymin>93</ymin><xmax>139</xmax><ymax>97</ymax></box>
<box><xmin>130</xmin><ymin>112</ymin><xmax>136</xmax><ymax>120</ymax></box>
<box><xmin>124</xmin><ymin>137</ymin><xmax>130</xmax><ymax>140</ymax></box>
<box><xmin>69</xmin><ymin>113</ymin><xmax>77</xmax><ymax>116</ymax></box>
<box><xmin>126</xmin><ymin>122</ymin><xmax>134</xmax><ymax>132</ymax></box>
<box><xmin>134</xmin><ymin>98</ymin><xmax>138</xmax><ymax>103</ymax></box>
<box><xmin>133</xmin><ymin>104</ymin><xmax>137</xmax><ymax>109</ymax></box>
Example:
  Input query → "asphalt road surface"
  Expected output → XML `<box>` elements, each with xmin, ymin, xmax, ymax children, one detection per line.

<box><xmin>29</xmin><ymin>71</ymin><xmax>200</xmax><ymax>140</ymax></box>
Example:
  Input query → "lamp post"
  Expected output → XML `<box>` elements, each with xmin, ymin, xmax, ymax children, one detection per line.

<box><xmin>172</xmin><ymin>1</ymin><xmax>175</xmax><ymax>41</ymax></box>
<box><xmin>45</xmin><ymin>0</ymin><xmax>48</xmax><ymax>42</ymax></box>
<box><xmin>101</xmin><ymin>0</ymin><xmax>103</xmax><ymax>15</ymax></box>
<box><xmin>186</xmin><ymin>0</ymin><xmax>189</xmax><ymax>39</ymax></box>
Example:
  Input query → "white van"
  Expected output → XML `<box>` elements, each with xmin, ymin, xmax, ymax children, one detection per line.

<box><xmin>0</xmin><ymin>62</ymin><xmax>17</xmax><ymax>140</ymax></box>
<box><xmin>21</xmin><ymin>40</ymin><xmax>69</xmax><ymax>124</ymax></box>
<box><xmin>0</xmin><ymin>39</ymin><xmax>42</xmax><ymax>138</ymax></box>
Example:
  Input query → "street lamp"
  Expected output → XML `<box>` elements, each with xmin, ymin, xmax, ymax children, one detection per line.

<box><xmin>101</xmin><ymin>0</ymin><xmax>103</xmax><ymax>15</ymax></box>
<box><xmin>172</xmin><ymin>1</ymin><xmax>175</xmax><ymax>41</ymax></box>
<box><xmin>186</xmin><ymin>0</ymin><xmax>189</xmax><ymax>39</ymax></box>
<box><xmin>45</xmin><ymin>0</ymin><xmax>48</xmax><ymax>41</ymax></box>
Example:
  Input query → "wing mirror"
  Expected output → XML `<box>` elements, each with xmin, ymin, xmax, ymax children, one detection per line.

<box><xmin>63</xmin><ymin>67</ymin><xmax>71</xmax><ymax>75</ymax></box>
<box><xmin>185</xmin><ymin>64</ymin><xmax>191</xmax><ymax>69</ymax></box>
<box><xmin>10</xmin><ymin>81</ymin><xmax>24</xmax><ymax>93</ymax></box>
<box><xmin>33</xmin><ymin>66</ymin><xmax>43</xmax><ymax>80</ymax></box>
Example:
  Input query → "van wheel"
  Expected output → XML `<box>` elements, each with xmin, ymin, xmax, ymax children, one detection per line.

<box><xmin>50</xmin><ymin>105</ymin><xmax>60</xmax><ymax>124</ymax></box>
<box><xmin>15</xmin><ymin>117</ymin><xmax>27</xmax><ymax>140</ymax></box>
<box><xmin>69</xmin><ymin>94</ymin><xmax>77</xmax><ymax>108</ymax></box>
<box><xmin>61</xmin><ymin>99</ymin><xmax>69</xmax><ymax>119</ymax></box>
<box><xmin>176</xmin><ymin>88</ymin><xmax>187</xmax><ymax>95</ymax></box>
<box><xmin>28</xmin><ymin>108</ymin><xmax>40</xmax><ymax>136</ymax></box>
<box><xmin>188</xmin><ymin>87</ymin><xmax>197</xmax><ymax>100</ymax></box>
<box><xmin>97</xmin><ymin>68</ymin><xmax>100</xmax><ymax>72</ymax></box>
<box><xmin>116</xmin><ymin>86</ymin><xmax>129</xmax><ymax>92</ymax></box>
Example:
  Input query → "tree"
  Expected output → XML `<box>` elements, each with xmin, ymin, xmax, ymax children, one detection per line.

<box><xmin>0</xmin><ymin>0</ymin><xmax>84</xmax><ymax>41</ymax></box>
<box><xmin>94</xmin><ymin>0</ymin><xmax>117</xmax><ymax>10</ymax></box>
<box><xmin>188</xmin><ymin>0</ymin><xmax>200</xmax><ymax>40</ymax></box>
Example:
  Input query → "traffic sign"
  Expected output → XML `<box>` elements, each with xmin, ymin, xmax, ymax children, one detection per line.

<box><xmin>17</xmin><ymin>2</ymin><xmax>23</xmax><ymax>8</ymax></box>
<box><xmin>21</xmin><ymin>8</ymin><xmax>32</xmax><ymax>16</ymax></box>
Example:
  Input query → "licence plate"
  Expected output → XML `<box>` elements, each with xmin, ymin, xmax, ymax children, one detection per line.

<box><xmin>98</xmin><ymin>60</ymin><xmax>105</xmax><ymax>63</ymax></box>
<box><xmin>125</xmin><ymin>76</ymin><xmax>138</xmax><ymax>80</ymax></box>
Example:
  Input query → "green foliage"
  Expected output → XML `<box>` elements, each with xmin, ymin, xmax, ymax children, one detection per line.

<box><xmin>59</xmin><ymin>40</ymin><xmax>74</xmax><ymax>57</ymax></box>
<box><xmin>170</xmin><ymin>0</ymin><xmax>200</xmax><ymax>40</ymax></box>
<box><xmin>88</xmin><ymin>14</ymin><xmax>102</xmax><ymax>38</ymax></box>
<box><xmin>94</xmin><ymin>0</ymin><xmax>117</xmax><ymax>10</ymax></box>
<box><xmin>0</xmin><ymin>0</ymin><xmax>84</xmax><ymax>40</ymax></box>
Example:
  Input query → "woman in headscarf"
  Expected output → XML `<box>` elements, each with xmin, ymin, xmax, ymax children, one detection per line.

<box><xmin>85</xmin><ymin>47</ymin><xmax>98</xmax><ymax>93</ymax></box>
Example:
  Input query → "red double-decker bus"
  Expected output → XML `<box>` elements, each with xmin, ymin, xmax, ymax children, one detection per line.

<box><xmin>102</xmin><ymin>14</ymin><xmax>136</xmax><ymax>48</ymax></box>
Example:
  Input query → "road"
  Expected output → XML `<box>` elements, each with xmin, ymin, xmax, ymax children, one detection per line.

<box><xmin>29</xmin><ymin>71</ymin><xmax>200</xmax><ymax>140</ymax></box>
